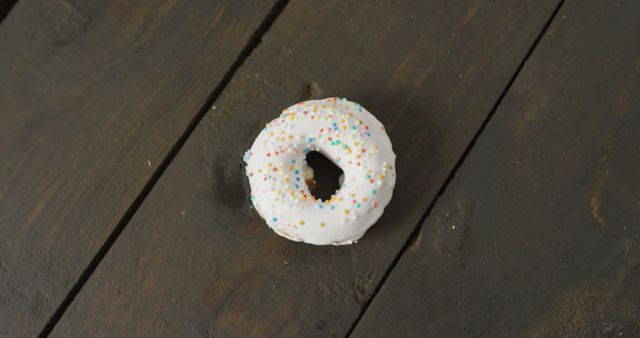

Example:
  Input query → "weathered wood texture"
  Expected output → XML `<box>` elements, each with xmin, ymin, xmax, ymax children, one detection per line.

<box><xmin>51</xmin><ymin>0</ymin><xmax>560</xmax><ymax>337</ymax></box>
<box><xmin>0</xmin><ymin>0</ymin><xmax>276</xmax><ymax>336</ymax></box>
<box><xmin>352</xmin><ymin>1</ymin><xmax>640</xmax><ymax>337</ymax></box>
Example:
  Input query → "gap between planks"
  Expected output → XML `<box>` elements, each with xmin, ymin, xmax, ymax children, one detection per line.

<box><xmin>36</xmin><ymin>0</ymin><xmax>291</xmax><ymax>336</ymax></box>
<box><xmin>344</xmin><ymin>0</ymin><xmax>567</xmax><ymax>336</ymax></box>
<box><xmin>0</xmin><ymin>0</ymin><xmax>18</xmax><ymax>23</ymax></box>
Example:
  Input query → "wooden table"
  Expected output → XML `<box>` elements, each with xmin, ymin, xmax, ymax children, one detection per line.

<box><xmin>1</xmin><ymin>0</ymin><xmax>639</xmax><ymax>337</ymax></box>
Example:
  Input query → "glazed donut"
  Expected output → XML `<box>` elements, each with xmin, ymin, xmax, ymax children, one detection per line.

<box><xmin>244</xmin><ymin>98</ymin><xmax>396</xmax><ymax>245</ymax></box>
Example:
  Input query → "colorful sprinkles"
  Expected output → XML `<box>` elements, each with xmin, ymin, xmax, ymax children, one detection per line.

<box><xmin>244</xmin><ymin>98</ymin><xmax>396</xmax><ymax>245</ymax></box>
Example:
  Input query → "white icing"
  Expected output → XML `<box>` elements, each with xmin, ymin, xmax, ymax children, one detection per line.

<box><xmin>244</xmin><ymin>98</ymin><xmax>396</xmax><ymax>245</ymax></box>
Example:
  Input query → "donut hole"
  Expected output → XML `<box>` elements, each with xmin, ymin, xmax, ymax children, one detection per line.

<box><xmin>305</xmin><ymin>151</ymin><xmax>344</xmax><ymax>201</ymax></box>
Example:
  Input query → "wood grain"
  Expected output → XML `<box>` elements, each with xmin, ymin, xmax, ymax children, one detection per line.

<box><xmin>50</xmin><ymin>0</ymin><xmax>560</xmax><ymax>336</ymax></box>
<box><xmin>352</xmin><ymin>1</ymin><xmax>640</xmax><ymax>337</ymax></box>
<box><xmin>0</xmin><ymin>0</ymin><xmax>276</xmax><ymax>336</ymax></box>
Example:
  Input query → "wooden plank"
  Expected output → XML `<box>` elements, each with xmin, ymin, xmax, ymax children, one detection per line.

<box><xmin>50</xmin><ymin>0</ymin><xmax>561</xmax><ymax>336</ymax></box>
<box><xmin>0</xmin><ymin>0</ymin><xmax>277</xmax><ymax>336</ymax></box>
<box><xmin>352</xmin><ymin>1</ymin><xmax>640</xmax><ymax>337</ymax></box>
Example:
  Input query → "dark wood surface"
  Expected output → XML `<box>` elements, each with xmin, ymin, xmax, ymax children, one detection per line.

<box><xmin>48</xmin><ymin>0</ymin><xmax>561</xmax><ymax>336</ymax></box>
<box><xmin>0</xmin><ymin>0</ymin><xmax>276</xmax><ymax>336</ymax></box>
<box><xmin>352</xmin><ymin>0</ymin><xmax>640</xmax><ymax>337</ymax></box>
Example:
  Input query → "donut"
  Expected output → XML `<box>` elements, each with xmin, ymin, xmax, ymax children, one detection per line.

<box><xmin>243</xmin><ymin>98</ymin><xmax>396</xmax><ymax>245</ymax></box>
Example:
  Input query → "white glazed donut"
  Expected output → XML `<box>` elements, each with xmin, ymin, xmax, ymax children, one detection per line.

<box><xmin>244</xmin><ymin>98</ymin><xmax>396</xmax><ymax>245</ymax></box>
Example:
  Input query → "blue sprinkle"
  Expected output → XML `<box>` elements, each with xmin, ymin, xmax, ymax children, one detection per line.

<box><xmin>352</xmin><ymin>126</ymin><xmax>356</xmax><ymax>130</ymax></box>
<box><xmin>330</xmin><ymin>205</ymin><xmax>335</xmax><ymax>210</ymax></box>
<box><xmin>294</xmin><ymin>169</ymin><xmax>299</xmax><ymax>174</ymax></box>
<box><xmin>272</xmin><ymin>217</ymin><xmax>278</xmax><ymax>222</ymax></box>
<box><xmin>366</xmin><ymin>175</ymin><xmax>371</xmax><ymax>179</ymax></box>
<box><xmin>356</xmin><ymin>203</ymin><xmax>361</xmax><ymax>208</ymax></box>
<box><xmin>303</xmin><ymin>147</ymin><xmax>310</xmax><ymax>154</ymax></box>
<box><xmin>292</xmin><ymin>159</ymin><xmax>296</xmax><ymax>164</ymax></box>
<box><xmin>308</xmin><ymin>138</ymin><xmax>314</xmax><ymax>142</ymax></box>
<box><xmin>319</xmin><ymin>205</ymin><xmax>324</xmax><ymax>209</ymax></box>
<box><xmin>296</xmin><ymin>177</ymin><xmax>300</xmax><ymax>181</ymax></box>
<box><xmin>366</xmin><ymin>132</ymin><xmax>371</xmax><ymax>137</ymax></box>
<box><xmin>372</xmin><ymin>189</ymin><xmax>377</xmax><ymax>195</ymax></box>
<box><xmin>343</xmin><ymin>145</ymin><xmax>348</xmax><ymax>149</ymax></box>
<box><xmin>295</xmin><ymin>184</ymin><xmax>299</xmax><ymax>188</ymax></box>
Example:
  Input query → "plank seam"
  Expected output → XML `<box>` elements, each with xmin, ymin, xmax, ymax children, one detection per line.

<box><xmin>344</xmin><ymin>0</ymin><xmax>567</xmax><ymax>336</ymax></box>
<box><xmin>0</xmin><ymin>0</ymin><xmax>18</xmax><ymax>24</ymax></box>
<box><xmin>37</xmin><ymin>0</ymin><xmax>290</xmax><ymax>336</ymax></box>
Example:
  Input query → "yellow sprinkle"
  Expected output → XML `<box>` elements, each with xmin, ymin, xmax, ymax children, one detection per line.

<box><xmin>299</xmin><ymin>220</ymin><xmax>305</xmax><ymax>225</ymax></box>
<box><xmin>320</xmin><ymin>222</ymin><xmax>325</xmax><ymax>228</ymax></box>
<box><xmin>344</xmin><ymin>209</ymin><xmax>349</xmax><ymax>215</ymax></box>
